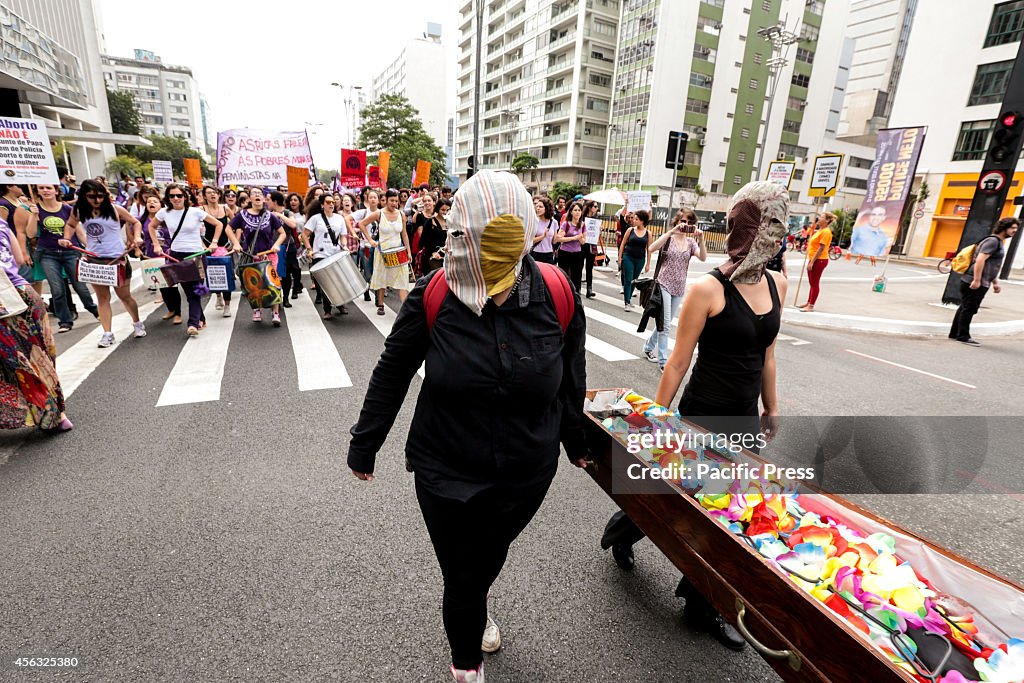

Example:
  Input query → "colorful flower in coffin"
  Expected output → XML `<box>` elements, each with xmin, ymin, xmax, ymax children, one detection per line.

<box><xmin>824</xmin><ymin>593</ymin><xmax>871</xmax><ymax>635</ymax></box>
<box><xmin>699</xmin><ymin>492</ymin><xmax>731</xmax><ymax>511</ymax></box>
<box><xmin>973</xmin><ymin>638</ymin><xmax>1024</xmax><ymax>683</ymax></box>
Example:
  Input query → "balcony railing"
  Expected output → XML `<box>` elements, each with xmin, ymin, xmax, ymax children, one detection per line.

<box><xmin>543</xmin><ymin>109</ymin><xmax>570</xmax><ymax>121</ymax></box>
<box><xmin>539</xmin><ymin>157</ymin><xmax>566</xmax><ymax>166</ymax></box>
<box><xmin>546</xmin><ymin>31</ymin><xmax>577</xmax><ymax>52</ymax></box>
<box><xmin>542</xmin><ymin>133</ymin><xmax>569</xmax><ymax>143</ymax></box>
<box><xmin>535</xmin><ymin>84</ymin><xmax>573</xmax><ymax>100</ymax></box>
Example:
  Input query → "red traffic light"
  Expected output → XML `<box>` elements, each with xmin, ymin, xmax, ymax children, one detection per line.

<box><xmin>1002</xmin><ymin>112</ymin><xmax>1021</xmax><ymax>127</ymax></box>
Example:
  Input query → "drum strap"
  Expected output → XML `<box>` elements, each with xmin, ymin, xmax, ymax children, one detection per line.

<box><xmin>424</xmin><ymin>262</ymin><xmax>574</xmax><ymax>334</ymax></box>
<box><xmin>322</xmin><ymin>212</ymin><xmax>339</xmax><ymax>247</ymax></box>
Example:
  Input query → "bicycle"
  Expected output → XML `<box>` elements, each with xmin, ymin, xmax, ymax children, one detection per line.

<box><xmin>828</xmin><ymin>245</ymin><xmax>843</xmax><ymax>261</ymax></box>
<box><xmin>937</xmin><ymin>251</ymin><xmax>955</xmax><ymax>274</ymax></box>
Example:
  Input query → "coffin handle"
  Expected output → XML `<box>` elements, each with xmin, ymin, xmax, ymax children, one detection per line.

<box><xmin>735</xmin><ymin>598</ymin><xmax>802</xmax><ymax>672</ymax></box>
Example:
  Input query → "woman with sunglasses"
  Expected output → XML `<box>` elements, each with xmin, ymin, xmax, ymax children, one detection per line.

<box><xmin>642</xmin><ymin>207</ymin><xmax>706</xmax><ymax>370</ymax></box>
<box><xmin>200</xmin><ymin>186</ymin><xmax>235</xmax><ymax>314</ymax></box>
<box><xmin>139</xmin><ymin>191</ymin><xmax>181</xmax><ymax>324</ymax></box>
<box><xmin>148</xmin><ymin>184</ymin><xmax>226</xmax><ymax>335</ymax></box>
<box><xmin>224</xmin><ymin>189</ymin><xmax>239</xmax><ymax>214</ymax></box>
<box><xmin>228</xmin><ymin>189</ymin><xmax>287</xmax><ymax>326</ymax></box>
<box><xmin>58</xmin><ymin>179</ymin><xmax>146</xmax><ymax>348</ymax></box>
<box><xmin>281</xmin><ymin>192</ymin><xmax>307</xmax><ymax>303</ymax></box>
<box><xmin>357</xmin><ymin>188</ymin><xmax>413</xmax><ymax>315</ymax></box>
<box><xmin>302</xmin><ymin>195</ymin><xmax>350</xmax><ymax>319</ymax></box>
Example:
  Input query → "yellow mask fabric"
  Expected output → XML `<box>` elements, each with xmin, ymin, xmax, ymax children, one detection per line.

<box><xmin>480</xmin><ymin>214</ymin><xmax>529</xmax><ymax>296</ymax></box>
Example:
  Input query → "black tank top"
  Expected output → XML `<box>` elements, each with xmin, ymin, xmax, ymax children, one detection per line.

<box><xmin>680</xmin><ymin>268</ymin><xmax>780</xmax><ymax>415</ymax></box>
<box><xmin>204</xmin><ymin>212</ymin><xmax>230</xmax><ymax>247</ymax></box>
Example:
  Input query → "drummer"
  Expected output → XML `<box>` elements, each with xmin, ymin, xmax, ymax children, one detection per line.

<box><xmin>302</xmin><ymin>194</ymin><xmax>350</xmax><ymax>319</ymax></box>
<box><xmin>357</xmin><ymin>189</ymin><xmax>413</xmax><ymax>316</ymax></box>
<box><xmin>227</xmin><ymin>188</ymin><xmax>287</xmax><ymax>327</ymax></box>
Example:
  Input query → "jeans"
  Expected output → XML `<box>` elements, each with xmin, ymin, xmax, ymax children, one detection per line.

<box><xmin>643</xmin><ymin>284</ymin><xmax>684</xmax><ymax>367</ymax></box>
<box><xmin>37</xmin><ymin>247</ymin><xmax>97</xmax><ymax>327</ymax></box>
<box><xmin>170</xmin><ymin>251</ymin><xmax>206</xmax><ymax>328</ymax></box>
<box><xmin>621</xmin><ymin>253</ymin><xmax>646</xmax><ymax>304</ymax></box>
<box><xmin>950</xmin><ymin>282</ymin><xmax>988</xmax><ymax>341</ymax></box>
<box><xmin>416</xmin><ymin>477</ymin><xmax>551</xmax><ymax>670</ymax></box>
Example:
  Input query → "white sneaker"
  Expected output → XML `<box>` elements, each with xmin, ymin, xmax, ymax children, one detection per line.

<box><xmin>97</xmin><ymin>331</ymin><xmax>115</xmax><ymax>348</ymax></box>
<box><xmin>450</xmin><ymin>664</ymin><xmax>485</xmax><ymax>683</ymax></box>
<box><xmin>215</xmin><ymin>293</ymin><xmax>224</xmax><ymax>310</ymax></box>
<box><xmin>481</xmin><ymin>615</ymin><xmax>501</xmax><ymax>653</ymax></box>
<box><xmin>222</xmin><ymin>303</ymin><xmax>232</xmax><ymax>318</ymax></box>
<box><xmin>132</xmin><ymin>321</ymin><xmax>147</xmax><ymax>338</ymax></box>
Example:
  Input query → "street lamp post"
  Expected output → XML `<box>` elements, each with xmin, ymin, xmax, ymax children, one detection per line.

<box><xmin>502</xmin><ymin>108</ymin><xmax>522</xmax><ymax>172</ymax></box>
<box><xmin>471</xmin><ymin>0</ymin><xmax>486</xmax><ymax>178</ymax></box>
<box><xmin>753</xmin><ymin>22</ymin><xmax>799</xmax><ymax>183</ymax></box>
<box><xmin>330</xmin><ymin>82</ymin><xmax>364</xmax><ymax>147</ymax></box>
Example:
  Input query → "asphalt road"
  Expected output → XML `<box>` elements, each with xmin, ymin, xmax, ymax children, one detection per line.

<box><xmin>1</xmin><ymin>263</ymin><xmax>1021</xmax><ymax>682</ymax></box>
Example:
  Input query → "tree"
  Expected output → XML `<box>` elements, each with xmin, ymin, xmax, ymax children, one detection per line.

<box><xmin>549</xmin><ymin>181</ymin><xmax>589</xmax><ymax>201</ymax></box>
<box><xmin>511</xmin><ymin>152</ymin><xmax>539</xmax><ymax>173</ymax></box>
<box><xmin>357</xmin><ymin>94</ymin><xmax>448</xmax><ymax>187</ymax></box>
<box><xmin>127</xmin><ymin>134</ymin><xmax>209</xmax><ymax>178</ymax></box>
<box><xmin>693</xmin><ymin>183</ymin><xmax>707</xmax><ymax>208</ymax></box>
<box><xmin>317</xmin><ymin>168</ymin><xmax>339</xmax><ymax>186</ymax></box>
<box><xmin>106</xmin><ymin>87</ymin><xmax>142</xmax><ymax>155</ymax></box>
<box><xmin>105</xmin><ymin>155</ymin><xmax>143</xmax><ymax>180</ymax></box>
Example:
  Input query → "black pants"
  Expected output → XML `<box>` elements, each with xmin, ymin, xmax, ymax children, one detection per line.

<box><xmin>282</xmin><ymin>245</ymin><xmax>303</xmax><ymax>299</ymax></box>
<box><xmin>161</xmin><ymin>286</ymin><xmax>181</xmax><ymax>316</ymax></box>
<box><xmin>557</xmin><ymin>250</ymin><xmax>584</xmax><ymax>293</ymax></box>
<box><xmin>584</xmin><ymin>245</ymin><xmax>596</xmax><ymax>294</ymax></box>
<box><xmin>310</xmin><ymin>257</ymin><xmax>333</xmax><ymax>315</ymax></box>
<box><xmin>416</xmin><ymin>477</ymin><xmax>551</xmax><ymax>670</ymax></box>
<box><xmin>531</xmin><ymin>251</ymin><xmax>554</xmax><ymax>264</ymax></box>
<box><xmin>950</xmin><ymin>282</ymin><xmax>988</xmax><ymax>341</ymax></box>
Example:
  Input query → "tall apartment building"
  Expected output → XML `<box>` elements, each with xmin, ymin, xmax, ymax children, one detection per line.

<box><xmin>0</xmin><ymin>0</ymin><xmax>142</xmax><ymax>177</ymax></box>
<box><xmin>102</xmin><ymin>51</ymin><xmax>209</xmax><ymax>156</ymax></box>
<box><xmin>371</xmin><ymin>24</ymin><xmax>448</xmax><ymax>152</ymax></box>
<box><xmin>888</xmin><ymin>0</ymin><xmax>1024</xmax><ymax>267</ymax></box>
<box><xmin>605</xmin><ymin>0</ymin><xmax>873</xmax><ymax>211</ymax></box>
<box><xmin>837</xmin><ymin>0</ymin><xmax>918</xmax><ymax>144</ymax></box>
<box><xmin>454</xmin><ymin>0</ymin><xmax>622</xmax><ymax>188</ymax></box>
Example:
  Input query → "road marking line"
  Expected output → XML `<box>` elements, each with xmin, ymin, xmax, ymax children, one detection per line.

<box><xmin>284</xmin><ymin>292</ymin><xmax>352</xmax><ymax>392</ymax></box>
<box><xmin>844</xmin><ymin>349</ymin><xmax>976</xmax><ymax>389</ymax></box>
<box><xmin>352</xmin><ymin>297</ymin><xmax>424</xmax><ymax>378</ymax></box>
<box><xmin>778</xmin><ymin>334</ymin><xmax>811</xmax><ymax>346</ymax></box>
<box><xmin>585</xmin><ymin>334</ymin><xmax>638</xmax><ymax>361</ymax></box>
<box><xmin>58</xmin><ymin>301</ymin><xmax>162</xmax><ymax>398</ymax></box>
<box><xmin>156</xmin><ymin>297</ymin><xmax>241</xmax><ymax>406</ymax></box>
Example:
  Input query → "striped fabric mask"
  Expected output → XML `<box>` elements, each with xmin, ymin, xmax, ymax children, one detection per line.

<box><xmin>445</xmin><ymin>171</ymin><xmax>536</xmax><ymax>316</ymax></box>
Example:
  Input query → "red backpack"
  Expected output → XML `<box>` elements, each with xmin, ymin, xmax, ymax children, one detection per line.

<box><xmin>424</xmin><ymin>262</ymin><xmax>575</xmax><ymax>333</ymax></box>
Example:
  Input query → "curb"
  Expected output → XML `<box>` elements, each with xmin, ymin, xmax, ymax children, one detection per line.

<box><xmin>781</xmin><ymin>308</ymin><xmax>1024</xmax><ymax>338</ymax></box>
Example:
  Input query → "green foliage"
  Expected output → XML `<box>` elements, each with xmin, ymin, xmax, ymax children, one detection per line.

<box><xmin>356</xmin><ymin>94</ymin><xmax>448</xmax><ymax>187</ymax></box>
<box><xmin>106</xmin><ymin>87</ymin><xmax>142</xmax><ymax>155</ymax></box>
<box><xmin>549</xmin><ymin>181</ymin><xmax>589</xmax><ymax>201</ymax></box>
<box><xmin>511</xmin><ymin>152</ymin><xmax>539</xmax><ymax>172</ymax></box>
<box><xmin>693</xmin><ymin>183</ymin><xmax>707</xmax><ymax>208</ymax></box>
<box><xmin>831</xmin><ymin>208</ymin><xmax>858</xmax><ymax>245</ymax></box>
<box><xmin>317</xmin><ymin>168</ymin><xmax>338</xmax><ymax>185</ymax></box>
<box><xmin>917</xmin><ymin>178</ymin><xmax>930</xmax><ymax>204</ymax></box>
<box><xmin>127</xmin><ymin>134</ymin><xmax>209</xmax><ymax>178</ymax></box>
<box><xmin>105</xmin><ymin>155</ymin><xmax>143</xmax><ymax>179</ymax></box>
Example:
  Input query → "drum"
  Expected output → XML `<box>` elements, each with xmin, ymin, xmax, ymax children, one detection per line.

<box><xmin>205</xmin><ymin>255</ymin><xmax>237</xmax><ymax>292</ymax></box>
<box><xmin>239</xmin><ymin>260</ymin><xmax>282</xmax><ymax>308</ymax></box>
<box><xmin>380</xmin><ymin>246</ymin><xmax>410</xmax><ymax>268</ymax></box>
<box><xmin>309</xmin><ymin>251</ymin><xmax>364</xmax><ymax>306</ymax></box>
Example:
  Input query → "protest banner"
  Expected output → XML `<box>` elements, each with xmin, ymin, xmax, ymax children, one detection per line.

<box><xmin>626</xmin><ymin>190</ymin><xmax>652</xmax><ymax>212</ymax></box>
<box><xmin>766</xmin><ymin>160</ymin><xmax>796</xmax><ymax>188</ymax></box>
<box><xmin>584</xmin><ymin>217</ymin><xmax>602</xmax><ymax>245</ymax></box>
<box><xmin>367</xmin><ymin>166</ymin><xmax>382</xmax><ymax>190</ymax></box>
<box><xmin>378</xmin><ymin>151</ymin><xmax>391</xmax><ymax>187</ymax></box>
<box><xmin>151</xmin><ymin>160</ymin><xmax>174</xmax><ymax>183</ymax></box>
<box><xmin>413</xmin><ymin>160</ymin><xmax>432</xmax><ymax>186</ymax></box>
<box><xmin>183</xmin><ymin>158</ymin><xmax>202</xmax><ymax>187</ymax></box>
<box><xmin>808</xmin><ymin>154</ymin><xmax>844</xmax><ymax>197</ymax></box>
<box><xmin>287</xmin><ymin>165</ymin><xmax>309</xmax><ymax>195</ymax></box>
<box><xmin>0</xmin><ymin>116</ymin><xmax>58</xmax><ymax>183</ymax></box>
<box><xmin>341</xmin><ymin>149</ymin><xmax>367</xmax><ymax>187</ymax></box>
<box><xmin>849</xmin><ymin>128</ymin><xmax>926</xmax><ymax>258</ymax></box>
<box><xmin>216</xmin><ymin>129</ymin><xmax>315</xmax><ymax>186</ymax></box>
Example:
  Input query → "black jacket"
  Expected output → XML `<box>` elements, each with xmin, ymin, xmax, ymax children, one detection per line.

<box><xmin>348</xmin><ymin>257</ymin><xmax>588</xmax><ymax>501</ymax></box>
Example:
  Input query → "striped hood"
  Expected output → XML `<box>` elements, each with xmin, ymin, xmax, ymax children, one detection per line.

<box><xmin>445</xmin><ymin>171</ymin><xmax>536</xmax><ymax>316</ymax></box>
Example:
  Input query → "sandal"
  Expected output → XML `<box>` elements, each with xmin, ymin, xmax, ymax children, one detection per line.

<box><xmin>323</xmin><ymin>312</ymin><xmax>333</xmax><ymax>320</ymax></box>
<box><xmin>376</xmin><ymin>305</ymin><xmax>385</xmax><ymax>316</ymax></box>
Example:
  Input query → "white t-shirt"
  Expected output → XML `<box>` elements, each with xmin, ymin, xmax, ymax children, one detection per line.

<box><xmin>352</xmin><ymin>208</ymin><xmax>376</xmax><ymax>247</ymax></box>
<box><xmin>305</xmin><ymin>212</ymin><xmax>346</xmax><ymax>259</ymax></box>
<box><xmin>156</xmin><ymin>207</ymin><xmax>209</xmax><ymax>253</ymax></box>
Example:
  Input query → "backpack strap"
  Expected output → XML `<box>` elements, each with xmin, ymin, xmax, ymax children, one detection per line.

<box><xmin>424</xmin><ymin>262</ymin><xmax>575</xmax><ymax>334</ymax></box>
<box><xmin>424</xmin><ymin>267</ymin><xmax>449</xmax><ymax>332</ymax></box>
<box><xmin>536</xmin><ymin>261</ymin><xmax>575</xmax><ymax>334</ymax></box>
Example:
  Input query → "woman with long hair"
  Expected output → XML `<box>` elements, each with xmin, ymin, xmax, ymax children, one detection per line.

<box><xmin>236</xmin><ymin>190</ymin><xmax>250</xmax><ymax>211</ymax></box>
<box><xmin>139</xmin><ymin>191</ymin><xmax>182</xmax><ymax>325</ymax></box>
<box><xmin>642</xmin><ymin>207</ymin><xmax>707</xmax><ymax>370</ymax></box>
<box><xmin>352</xmin><ymin>189</ymin><xmax>380</xmax><ymax>302</ymax></box>
<box><xmin>33</xmin><ymin>183</ymin><xmax>99</xmax><ymax>333</ymax></box>
<box><xmin>357</xmin><ymin>188</ymin><xmax>413</xmax><ymax>315</ymax></box>
<box><xmin>200</xmin><ymin>185</ymin><xmax>234</xmax><ymax>315</ymax></box>
<box><xmin>420</xmin><ymin>197</ymin><xmax>450</xmax><ymax>275</ymax></box>
<box><xmin>554</xmin><ymin>200</ymin><xmax>587</xmax><ymax>292</ymax></box>
<box><xmin>582</xmin><ymin>200</ymin><xmax>600</xmax><ymax>298</ymax></box>
<box><xmin>58</xmin><ymin>179</ymin><xmax>147</xmax><ymax>348</ymax></box>
<box><xmin>1</xmin><ymin>184</ymin><xmax>44</xmax><ymax>295</ymax></box>
<box><xmin>148</xmin><ymin>184</ymin><xmax>226</xmax><ymax>336</ymax></box>
<box><xmin>282</xmin><ymin>191</ymin><xmax>307</xmax><ymax>302</ymax></box>
<box><xmin>302</xmin><ymin>194</ymin><xmax>350</xmax><ymax>319</ymax></box>
<box><xmin>0</xmin><ymin>204</ymin><xmax>74</xmax><ymax>432</ymax></box>
<box><xmin>228</xmin><ymin>189</ymin><xmax>287</xmax><ymax>326</ymax></box>
<box><xmin>410</xmin><ymin>193</ymin><xmax>439</xmax><ymax>278</ymax></box>
<box><xmin>530</xmin><ymin>196</ymin><xmax>557</xmax><ymax>264</ymax></box>
<box><xmin>617</xmin><ymin>209</ymin><xmax>651</xmax><ymax>311</ymax></box>
<box><xmin>224</xmin><ymin>188</ymin><xmax>239</xmax><ymax>215</ymax></box>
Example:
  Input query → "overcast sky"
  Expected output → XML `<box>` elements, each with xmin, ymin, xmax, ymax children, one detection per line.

<box><xmin>95</xmin><ymin>0</ymin><xmax>459</xmax><ymax>170</ymax></box>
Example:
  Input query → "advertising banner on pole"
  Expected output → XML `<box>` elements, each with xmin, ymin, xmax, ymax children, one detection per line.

<box><xmin>766</xmin><ymin>160</ymin><xmax>796</xmax><ymax>188</ymax></box>
<box><xmin>413</xmin><ymin>160</ymin><xmax>432</xmax><ymax>186</ymax></box>
<box><xmin>808</xmin><ymin>154</ymin><xmax>844</xmax><ymax>197</ymax></box>
<box><xmin>216</xmin><ymin>129</ymin><xmax>315</xmax><ymax>186</ymax></box>
<box><xmin>151</xmin><ymin>160</ymin><xmax>174</xmax><ymax>183</ymax></box>
<box><xmin>340</xmin><ymin>148</ymin><xmax>367</xmax><ymax>188</ymax></box>
<box><xmin>849</xmin><ymin>128</ymin><xmax>927</xmax><ymax>258</ymax></box>
<box><xmin>0</xmin><ymin>116</ymin><xmax>58</xmax><ymax>183</ymax></box>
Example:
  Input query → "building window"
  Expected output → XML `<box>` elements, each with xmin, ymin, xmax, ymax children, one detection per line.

<box><xmin>586</xmin><ymin>97</ymin><xmax>609</xmax><ymax>112</ymax></box>
<box><xmin>796</xmin><ymin>48</ymin><xmax>815</xmax><ymax>63</ymax></box>
<box><xmin>693</xmin><ymin>45</ymin><xmax>717</xmax><ymax>63</ymax></box>
<box><xmin>589</xmin><ymin>72</ymin><xmax>612</xmax><ymax>88</ymax></box>
<box><xmin>753</xmin><ymin>52</ymin><xmax>763</xmax><ymax>65</ymax></box>
<box><xmin>737</xmin><ymin>152</ymin><xmax>746</xmax><ymax>162</ymax></box>
<box><xmin>733</xmin><ymin>175</ymin><xmax>743</xmax><ymax>186</ymax></box>
<box><xmin>845</xmin><ymin>177</ymin><xmax>868</xmax><ymax>190</ymax></box>
<box><xmin>702</xmin><ymin>0</ymin><xmax>725</xmax><ymax>7</ymax></box>
<box><xmin>741</xmin><ymin>128</ymin><xmax>750</xmax><ymax>139</ymax></box>
<box><xmin>793</xmin><ymin>169</ymin><xmax>804</xmax><ymax>180</ymax></box>
<box><xmin>787</xmin><ymin>96</ymin><xmax>804</xmax><ymax>110</ymax></box>
<box><xmin>685</xmin><ymin>97</ymin><xmax>710</xmax><ymax>115</ymax></box>
<box><xmin>689</xmin><ymin>72</ymin><xmax>712</xmax><ymax>88</ymax></box>
<box><xmin>745</xmin><ymin>103</ymin><xmax>755</xmax><ymax>115</ymax></box>
<box><xmin>985</xmin><ymin>1</ymin><xmax>1024</xmax><ymax>47</ymax></box>
<box><xmin>749</xmin><ymin>78</ymin><xmax>759</xmax><ymax>90</ymax></box>
<box><xmin>969</xmin><ymin>60</ymin><xmax>1015</xmax><ymax>106</ymax></box>
<box><xmin>806</xmin><ymin>0</ymin><xmax>824</xmax><ymax>15</ymax></box>
<box><xmin>849</xmin><ymin>156</ymin><xmax>873</xmax><ymax>169</ymax></box>
<box><xmin>779</xmin><ymin>143</ymin><xmax>809</xmax><ymax>159</ymax></box>
<box><xmin>791</xmin><ymin>73</ymin><xmax>811</xmax><ymax>88</ymax></box>
<box><xmin>762</xmin><ymin>0</ymin><xmax>772</xmax><ymax>10</ymax></box>
<box><xmin>953</xmin><ymin>120</ymin><xmax>996</xmax><ymax>161</ymax></box>
<box><xmin>783</xmin><ymin>119</ymin><xmax>801</xmax><ymax>133</ymax></box>
<box><xmin>800</xmin><ymin>24</ymin><xmax>819</xmax><ymax>41</ymax></box>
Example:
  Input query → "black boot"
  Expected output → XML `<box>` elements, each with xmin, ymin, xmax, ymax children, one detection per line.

<box><xmin>586</xmin><ymin>288</ymin><xmax>596</xmax><ymax>299</ymax></box>
<box><xmin>678</xmin><ymin>577</ymin><xmax>746</xmax><ymax>651</ymax></box>
<box><xmin>363</xmin><ymin>289</ymin><xmax>371</xmax><ymax>302</ymax></box>
<box><xmin>611</xmin><ymin>544</ymin><xmax>634</xmax><ymax>571</ymax></box>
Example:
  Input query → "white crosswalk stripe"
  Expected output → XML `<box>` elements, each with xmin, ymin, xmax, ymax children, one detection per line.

<box><xmin>284</xmin><ymin>292</ymin><xmax>353</xmax><ymax>392</ymax></box>
<box><xmin>351</xmin><ymin>296</ymin><xmax>425</xmax><ymax>378</ymax></box>
<box><xmin>156</xmin><ymin>297</ymin><xmax>241</xmax><ymax>406</ymax></box>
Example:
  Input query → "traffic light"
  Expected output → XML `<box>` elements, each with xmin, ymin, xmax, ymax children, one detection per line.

<box><xmin>989</xmin><ymin>111</ymin><xmax>1024</xmax><ymax>166</ymax></box>
<box><xmin>467</xmin><ymin>154</ymin><xmax>476</xmax><ymax>179</ymax></box>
